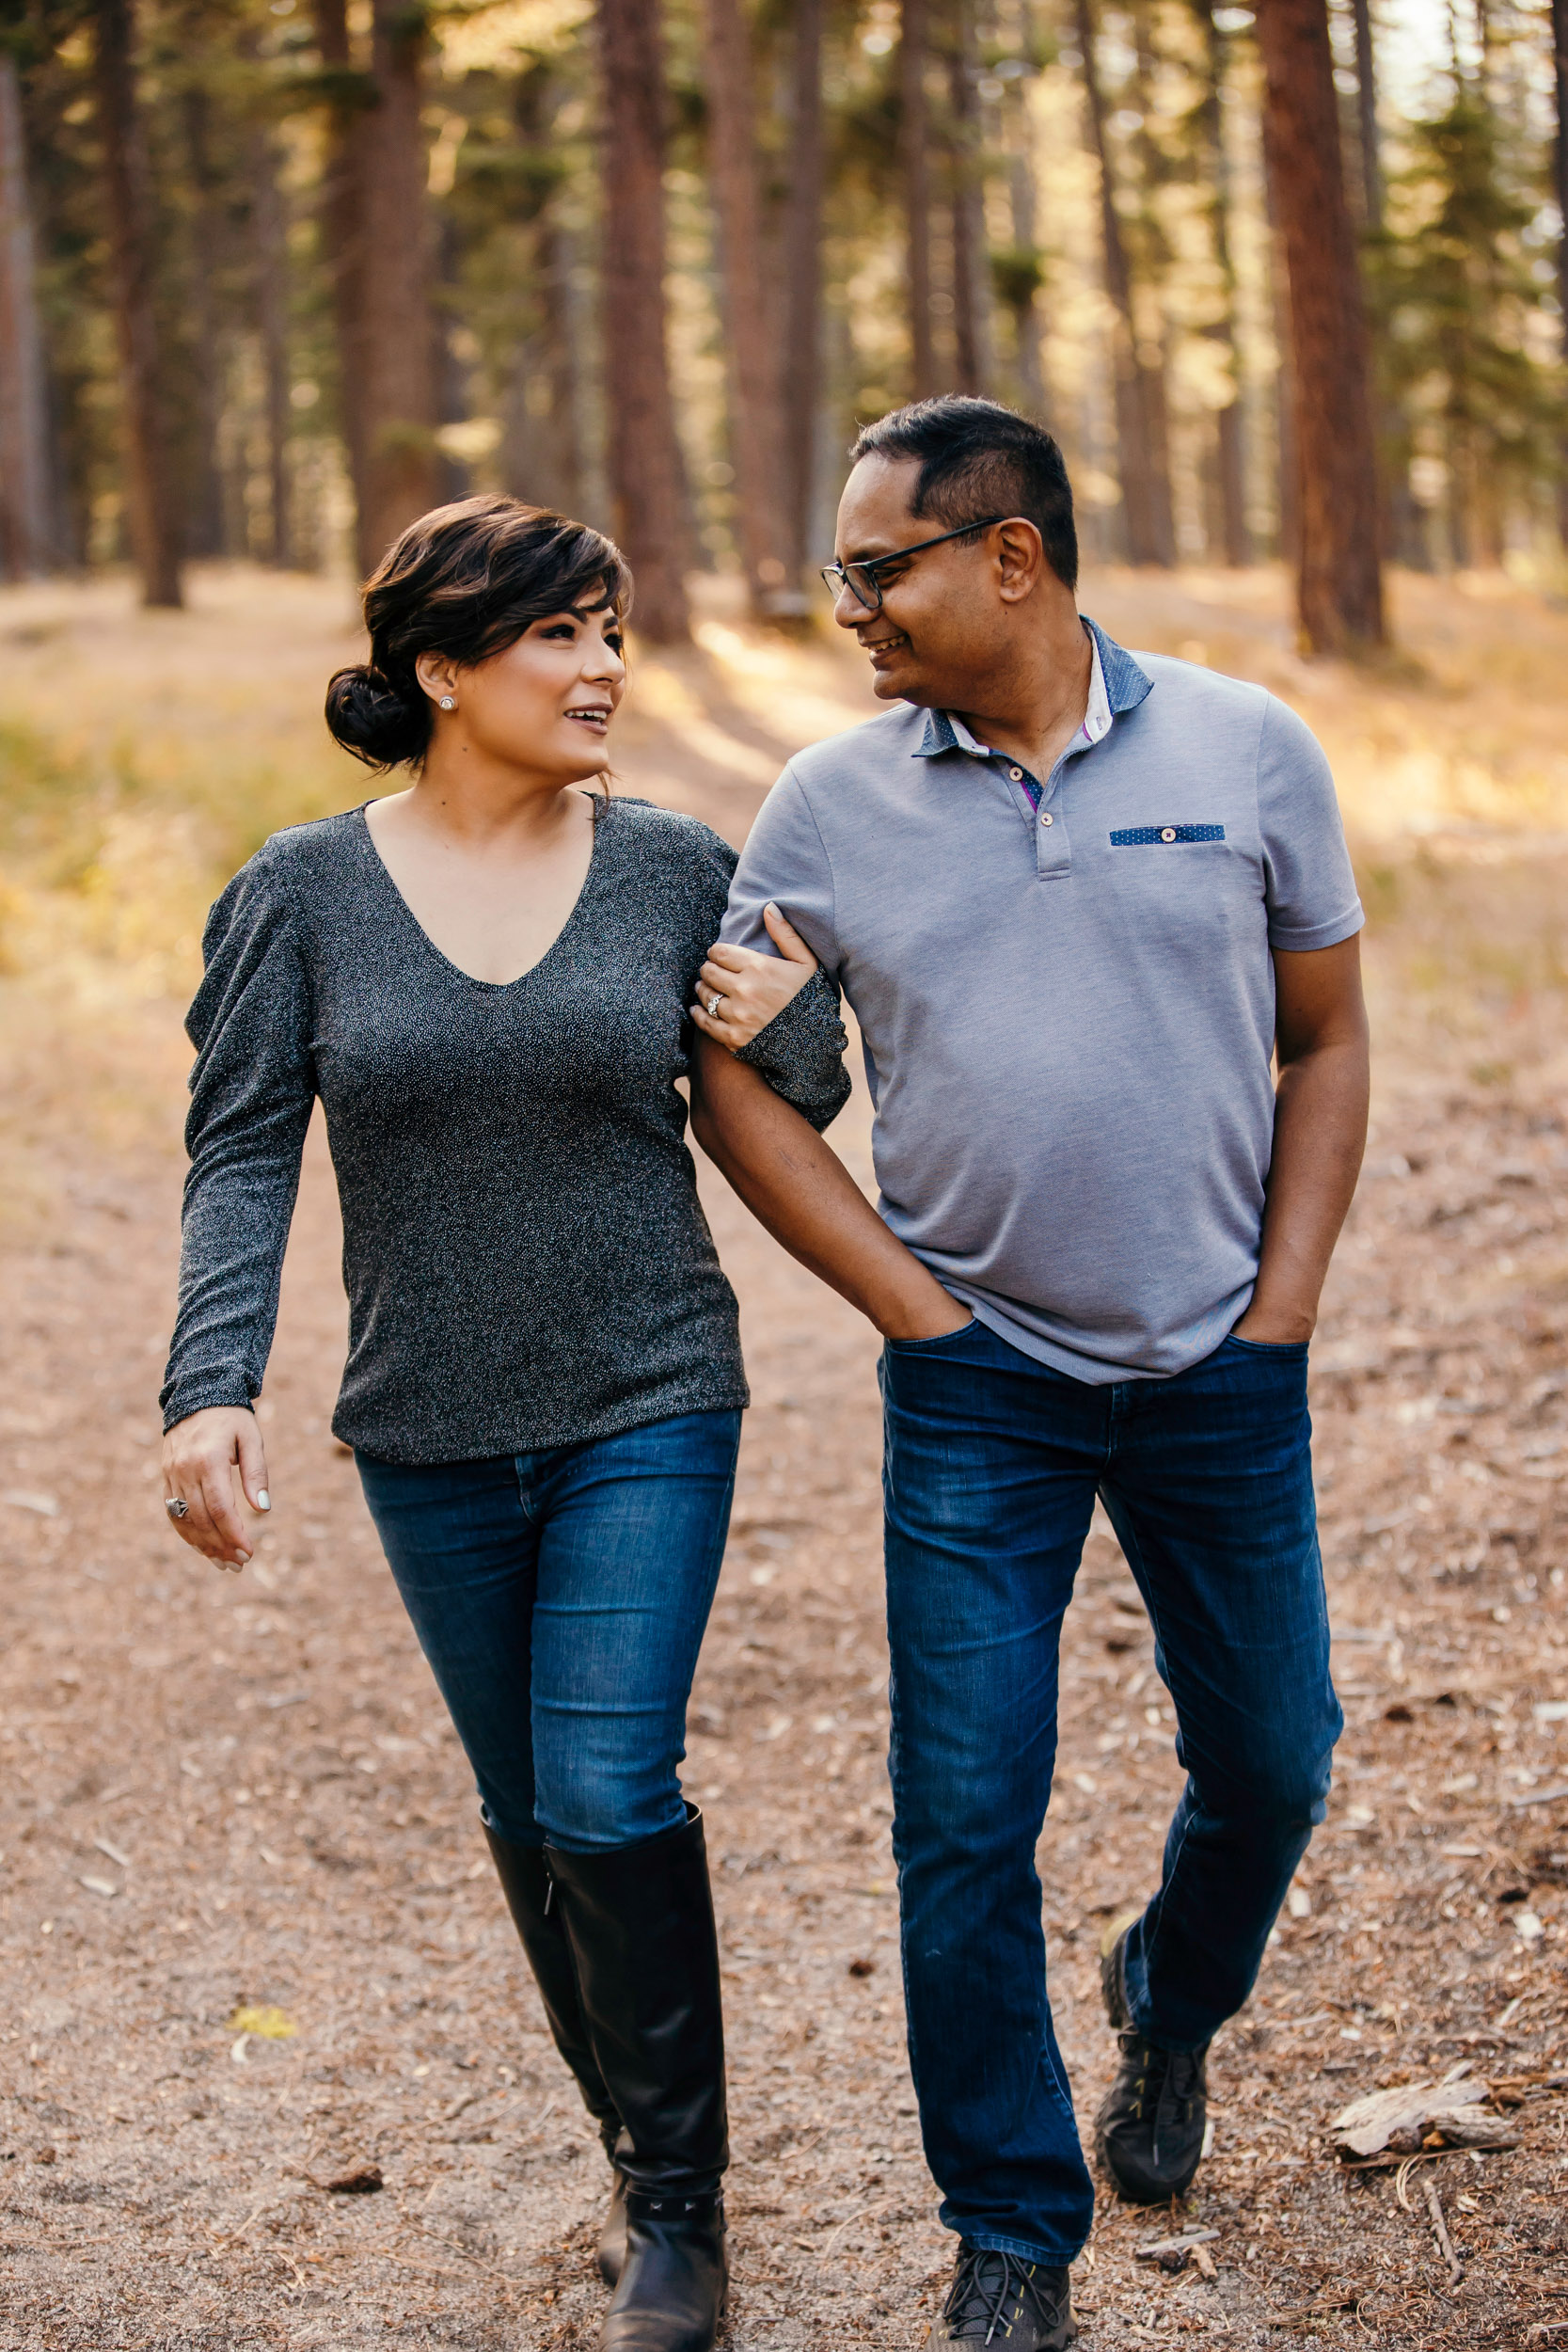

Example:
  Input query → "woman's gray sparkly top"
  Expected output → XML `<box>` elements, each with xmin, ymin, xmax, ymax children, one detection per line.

<box><xmin>160</xmin><ymin>797</ymin><xmax>850</xmax><ymax>1464</ymax></box>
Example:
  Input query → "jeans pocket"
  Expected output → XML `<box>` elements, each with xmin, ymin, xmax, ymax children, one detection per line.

<box><xmin>1223</xmin><ymin>1333</ymin><xmax>1308</xmax><ymax>1357</ymax></box>
<box><xmin>885</xmin><ymin>1313</ymin><xmax>981</xmax><ymax>1354</ymax></box>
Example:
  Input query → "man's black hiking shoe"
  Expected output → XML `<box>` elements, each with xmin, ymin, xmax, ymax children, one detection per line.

<box><xmin>927</xmin><ymin>2245</ymin><xmax>1077</xmax><ymax>2348</ymax></box>
<box><xmin>1094</xmin><ymin>1915</ymin><xmax>1209</xmax><ymax>2204</ymax></box>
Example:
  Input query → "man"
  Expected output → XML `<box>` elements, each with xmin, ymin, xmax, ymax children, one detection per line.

<box><xmin>690</xmin><ymin>396</ymin><xmax>1368</xmax><ymax>2351</ymax></box>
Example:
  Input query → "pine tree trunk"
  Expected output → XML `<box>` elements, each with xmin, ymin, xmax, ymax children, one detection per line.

<box><xmin>504</xmin><ymin>67</ymin><xmax>582</xmax><ymax>517</ymax></box>
<box><xmin>355</xmin><ymin>0</ymin><xmax>437</xmax><ymax>576</ymax></box>
<box><xmin>94</xmin><ymin>0</ymin><xmax>183</xmax><ymax>607</ymax></box>
<box><xmin>947</xmin><ymin>1</ymin><xmax>990</xmax><ymax>397</ymax></box>
<box><xmin>598</xmin><ymin>0</ymin><xmax>690</xmax><ymax>642</ymax></box>
<box><xmin>1005</xmin><ymin>122</ymin><xmax>1045</xmax><ymax>418</ymax></box>
<box><xmin>1255</xmin><ymin>0</ymin><xmax>1385</xmax><ymax>652</ymax></box>
<box><xmin>181</xmin><ymin>90</ymin><xmax>228</xmax><ymax>561</ymax></box>
<box><xmin>901</xmin><ymin>0</ymin><xmax>937</xmax><ymax>398</ymax></box>
<box><xmin>782</xmin><ymin>0</ymin><xmax>824</xmax><ymax>580</ymax></box>
<box><xmin>1194</xmin><ymin>2</ymin><xmax>1248</xmax><ymax>564</ymax></box>
<box><xmin>1350</xmin><ymin>0</ymin><xmax>1422</xmax><ymax>567</ymax></box>
<box><xmin>0</xmin><ymin>57</ymin><xmax>54</xmax><ymax>578</ymax></box>
<box><xmin>505</xmin><ymin>210</ymin><xmax>582</xmax><ymax>515</ymax></box>
<box><xmin>1127</xmin><ymin>4</ymin><xmax>1177</xmax><ymax>564</ymax></box>
<box><xmin>250</xmin><ymin>128</ymin><xmax>293</xmax><ymax>568</ymax></box>
<box><xmin>703</xmin><ymin>0</ymin><xmax>793</xmax><ymax>614</ymax></box>
<box><xmin>1260</xmin><ymin>122</ymin><xmax>1299</xmax><ymax>564</ymax></box>
<box><xmin>1349</xmin><ymin>0</ymin><xmax>1381</xmax><ymax>224</ymax></box>
<box><xmin>1076</xmin><ymin>0</ymin><xmax>1166</xmax><ymax>565</ymax></box>
<box><xmin>315</xmin><ymin>0</ymin><xmax>370</xmax><ymax>543</ymax></box>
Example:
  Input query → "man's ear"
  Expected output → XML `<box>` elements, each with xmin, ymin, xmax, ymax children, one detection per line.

<box><xmin>995</xmin><ymin>518</ymin><xmax>1045</xmax><ymax>605</ymax></box>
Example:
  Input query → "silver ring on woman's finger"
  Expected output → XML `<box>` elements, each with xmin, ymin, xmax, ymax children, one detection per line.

<box><xmin>166</xmin><ymin>1496</ymin><xmax>189</xmax><ymax>1519</ymax></box>
<box><xmin>705</xmin><ymin>993</ymin><xmax>723</xmax><ymax>1017</ymax></box>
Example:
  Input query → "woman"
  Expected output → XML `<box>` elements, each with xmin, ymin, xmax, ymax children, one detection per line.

<box><xmin>157</xmin><ymin>497</ymin><xmax>849</xmax><ymax>2352</ymax></box>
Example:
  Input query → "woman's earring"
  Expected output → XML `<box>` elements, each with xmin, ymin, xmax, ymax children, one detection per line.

<box><xmin>438</xmin><ymin>695</ymin><xmax>455</xmax><ymax>711</ymax></box>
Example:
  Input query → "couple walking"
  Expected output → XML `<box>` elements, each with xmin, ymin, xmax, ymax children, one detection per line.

<box><xmin>160</xmin><ymin>397</ymin><xmax>1368</xmax><ymax>2351</ymax></box>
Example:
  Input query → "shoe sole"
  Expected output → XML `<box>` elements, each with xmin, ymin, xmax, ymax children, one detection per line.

<box><xmin>924</xmin><ymin>2317</ymin><xmax>1079</xmax><ymax>2349</ymax></box>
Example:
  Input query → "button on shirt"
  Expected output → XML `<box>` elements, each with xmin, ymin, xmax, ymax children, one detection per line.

<box><xmin>719</xmin><ymin>618</ymin><xmax>1365</xmax><ymax>1386</ymax></box>
<box><xmin>926</xmin><ymin>628</ymin><xmax>1114</xmax><ymax>878</ymax></box>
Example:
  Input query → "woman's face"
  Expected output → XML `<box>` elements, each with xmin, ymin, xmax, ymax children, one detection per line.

<box><xmin>419</xmin><ymin>605</ymin><xmax>627</xmax><ymax>781</ymax></box>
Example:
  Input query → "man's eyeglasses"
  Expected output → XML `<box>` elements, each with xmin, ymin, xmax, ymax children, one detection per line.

<box><xmin>819</xmin><ymin>516</ymin><xmax>1007</xmax><ymax>612</ymax></box>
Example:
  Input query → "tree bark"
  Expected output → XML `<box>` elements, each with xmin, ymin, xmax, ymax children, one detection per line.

<box><xmin>504</xmin><ymin>67</ymin><xmax>582</xmax><ymax>516</ymax></box>
<box><xmin>1194</xmin><ymin>0</ymin><xmax>1248</xmax><ymax>564</ymax></box>
<box><xmin>1004</xmin><ymin>99</ymin><xmax>1045</xmax><ymax>417</ymax></box>
<box><xmin>782</xmin><ymin>0</ymin><xmax>824</xmax><ymax>580</ymax></box>
<box><xmin>354</xmin><ymin>0</ymin><xmax>437</xmax><ymax>576</ymax></box>
<box><xmin>180</xmin><ymin>87</ymin><xmax>228</xmax><ymax>560</ymax></box>
<box><xmin>1254</xmin><ymin>0</ymin><xmax>1385</xmax><ymax>652</ymax></box>
<box><xmin>1126</xmin><ymin>2</ymin><xmax>1177</xmax><ymax>563</ymax></box>
<box><xmin>703</xmin><ymin>0</ymin><xmax>793</xmax><ymax>613</ymax></box>
<box><xmin>947</xmin><ymin>0</ymin><xmax>990</xmax><ymax>396</ymax></box>
<box><xmin>249</xmin><ymin>127</ymin><xmax>293</xmax><ymax>567</ymax></box>
<box><xmin>1349</xmin><ymin>0</ymin><xmax>1381</xmax><ymax>227</ymax></box>
<box><xmin>901</xmin><ymin>0</ymin><xmax>937</xmax><ymax>398</ymax></box>
<box><xmin>94</xmin><ymin>0</ymin><xmax>183</xmax><ymax>606</ymax></box>
<box><xmin>0</xmin><ymin>56</ymin><xmax>53</xmax><ymax>577</ymax></box>
<box><xmin>315</xmin><ymin>0</ymin><xmax>370</xmax><ymax>540</ymax></box>
<box><xmin>503</xmin><ymin>211</ymin><xmax>582</xmax><ymax>514</ymax></box>
<box><xmin>1259</xmin><ymin>117</ymin><xmax>1299</xmax><ymax>564</ymax></box>
<box><xmin>1075</xmin><ymin>0</ymin><xmax>1170</xmax><ymax>565</ymax></box>
<box><xmin>597</xmin><ymin>0</ymin><xmax>690</xmax><ymax>641</ymax></box>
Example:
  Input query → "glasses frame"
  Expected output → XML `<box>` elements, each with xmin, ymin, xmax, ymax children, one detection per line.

<box><xmin>819</xmin><ymin>516</ymin><xmax>1008</xmax><ymax>612</ymax></box>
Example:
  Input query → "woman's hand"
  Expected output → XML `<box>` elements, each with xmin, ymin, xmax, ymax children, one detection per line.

<box><xmin>162</xmin><ymin>1406</ymin><xmax>270</xmax><ymax>1571</ymax></box>
<box><xmin>690</xmin><ymin>903</ymin><xmax>818</xmax><ymax>1052</ymax></box>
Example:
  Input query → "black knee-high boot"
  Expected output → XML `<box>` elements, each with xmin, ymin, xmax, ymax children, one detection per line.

<box><xmin>545</xmin><ymin>1805</ymin><xmax>728</xmax><ymax>2352</ymax></box>
<box><xmin>483</xmin><ymin>1821</ymin><xmax>628</xmax><ymax>2285</ymax></box>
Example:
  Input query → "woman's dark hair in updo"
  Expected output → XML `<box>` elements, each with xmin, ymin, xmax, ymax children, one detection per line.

<box><xmin>325</xmin><ymin>495</ymin><xmax>633</xmax><ymax>772</ymax></box>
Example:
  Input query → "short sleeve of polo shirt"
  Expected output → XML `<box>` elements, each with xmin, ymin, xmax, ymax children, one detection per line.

<box><xmin>1257</xmin><ymin>693</ymin><xmax>1365</xmax><ymax>952</ymax></box>
<box><xmin>720</xmin><ymin>764</ymin><xmax>840</xmax><ymax>972</ymax></box>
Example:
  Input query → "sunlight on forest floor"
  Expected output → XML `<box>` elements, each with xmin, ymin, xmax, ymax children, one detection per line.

<box><xmin>0</xmin><ymin>556</ymin><xmax>1563</xmax><ymax>1121</ymax></box>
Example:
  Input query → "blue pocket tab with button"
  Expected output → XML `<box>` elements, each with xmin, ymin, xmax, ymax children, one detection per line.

<box><xmin>1110</xmin><ymin>824</ymin><xmax>1226</xmax><ymax>846</ymax></box>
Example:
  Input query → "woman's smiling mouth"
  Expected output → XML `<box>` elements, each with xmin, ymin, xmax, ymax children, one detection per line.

<box><xmin>565</xmin><ymin>705</ymin><xmax>612</xmax><ymax>730</ymax></box>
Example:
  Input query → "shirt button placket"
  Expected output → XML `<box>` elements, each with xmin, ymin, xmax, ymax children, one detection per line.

<box><xmin>1037</xmin><ymin>783</ymin><xmax>1071</xmax><ymax>879</ymax></box>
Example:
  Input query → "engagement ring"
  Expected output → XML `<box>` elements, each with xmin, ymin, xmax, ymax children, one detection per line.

<box><xmin>166</xmin><ymin>1496</ymin><xmax>189</xmax><ymax>1519</ymax></box>
<box><xmin>706</xmin><ymin>993</ymin><xmax>722</xmax><ymax>1017</ymax></box>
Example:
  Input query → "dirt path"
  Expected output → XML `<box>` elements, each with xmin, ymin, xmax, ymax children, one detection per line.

<box><xmin>0</xmin><ymin>577</ymin><xmax>1565</xmax><ymax>2348</ymax></box>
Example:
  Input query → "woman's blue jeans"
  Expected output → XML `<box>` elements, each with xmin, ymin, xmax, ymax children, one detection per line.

<box><xmin>879</xmin><ymin>1319</ymin><xmax>1340</xmax><ymax>2267</ymax></box>
<box><xmin>356</xmin><ymin>1409</ymin><xmax>742</xmax><ymax>1854</ymax></box>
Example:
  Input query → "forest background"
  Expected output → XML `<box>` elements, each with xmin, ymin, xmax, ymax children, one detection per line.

<box><xmin>3</xmin><ymin>0</ymin><xmax>1568</xmax><ymax>656</ymax></box>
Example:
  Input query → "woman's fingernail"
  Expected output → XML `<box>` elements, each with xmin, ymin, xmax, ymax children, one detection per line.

<box><xmin>256</xmin><ymin>1490</ymin><xmax>270</xmax><ymax>1511</ymax></box>
<box><xmin>766</xmin><ymin>900</ymin><xmax>779</xmax><ymax>913</ymax></box>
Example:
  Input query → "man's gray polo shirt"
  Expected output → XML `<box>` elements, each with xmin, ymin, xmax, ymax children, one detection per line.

<box><xmin>721</xmin><ymin>620</ymin><xmax>1364</xmax><ymax>1385</ymax></box>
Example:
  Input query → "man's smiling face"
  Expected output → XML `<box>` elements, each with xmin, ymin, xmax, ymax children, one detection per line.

<box><xmin>831</xmin><ymin>455</ymin><xmax>1013</xmax><ymax>709</ymax></box>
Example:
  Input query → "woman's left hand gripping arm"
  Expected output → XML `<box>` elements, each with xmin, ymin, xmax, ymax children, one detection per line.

<box><xmin>690</xmin><ymin>901</ymin><xmax>817</xmax><ymax>1051</ymax></box>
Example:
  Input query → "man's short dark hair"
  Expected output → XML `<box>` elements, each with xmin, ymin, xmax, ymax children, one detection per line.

<box><xmin>848</xmin><ymin>396</ymin><xmax>1078</xmax><ymax>593</ymax></box>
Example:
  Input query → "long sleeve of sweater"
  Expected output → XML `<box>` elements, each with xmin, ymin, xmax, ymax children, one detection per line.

<box><xmin>160</xmin><ymin>862</ymin><xmax>316</xmax><ymax>1431</ymax></box>
<box><xmin>736</xmin><ymin>968</ymin><xmax>851</xmax><ymax>1132</ymax></box>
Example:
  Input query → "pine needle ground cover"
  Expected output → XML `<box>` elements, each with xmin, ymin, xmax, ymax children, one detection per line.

<box><xmin>0</xmin><ymin>562</ymin><xmax>1563</xmax><ymax>2348</ymax></box>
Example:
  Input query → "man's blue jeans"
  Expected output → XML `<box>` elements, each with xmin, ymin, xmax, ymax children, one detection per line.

<box><xmin>879</xmin><ymin>1319</ymin><xmax>1340</xmax><ymax>2265</ymax></box>
<box><xmin>356</xmin><ymin>1409</ymin><xmax>742</xmax><ymax>1854</ymax></box>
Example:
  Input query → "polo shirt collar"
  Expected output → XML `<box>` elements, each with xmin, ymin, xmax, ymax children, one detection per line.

<box><xmin>913</xmin><ymin>616</ymin><xmax>1152</xmax><ymax>760</ymax></box>
<box><xmin>1084</xmin><ymin>615</ymin><xmax>1154</xmax><ymax>717</ymax></box>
